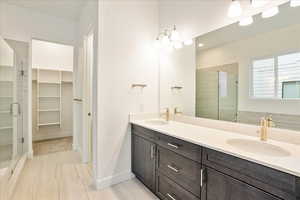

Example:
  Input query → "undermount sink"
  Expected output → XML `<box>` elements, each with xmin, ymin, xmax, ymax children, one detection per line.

<box><xmin>145</xmin><ymin>119</ymin><xmax>169</xmax><ymax>126</ymax></box>
<box><xmin>227</xmin><ymin>139</ymin><xmax>291</xmax><ymax>157</ymax></box>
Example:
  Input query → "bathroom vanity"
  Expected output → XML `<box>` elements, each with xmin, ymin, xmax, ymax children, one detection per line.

<box><xmin>131</xmin><ymin>121</ymin><xmax>300</xmax><ymax>200</ymax></box>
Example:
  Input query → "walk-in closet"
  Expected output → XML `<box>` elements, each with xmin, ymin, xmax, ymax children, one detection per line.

<box><xmin>31</xmin><ymin>39</ymin><xmax>74</xmax><ymax>155</ymax></box>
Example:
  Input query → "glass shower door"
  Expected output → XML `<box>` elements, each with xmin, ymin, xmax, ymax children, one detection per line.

<box><xmin>0</xmin><ymin>37</ymin><xmax>18</xmax><ymax>170</ymax></box>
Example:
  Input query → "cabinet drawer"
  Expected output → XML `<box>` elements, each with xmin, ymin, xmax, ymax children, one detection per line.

<box><xmin>157</xmin><ymin>133</ymin><xmax>201</xmax><ymax>162</ymax></box>
<box><xmin>132</xmin><ymin>124</ymin><xmax>158</xmax><ymax>142</ymax></box>
<box><xmin>156</xmin><ymin>173</ymin><xmax>199</xmax><ymax>200</ymax></box>
<box><xmin>157</xmin><ymin>146</ymin><xmax>201</xmax><ymax>197</ymax></box>
<box><xmin>203</xmin><ymin>148</ymin><xmax>298</xmax><ymax>199</ymax></box>
<box><xmin>202</xmin><ymin>167</ymin><xmax>282</xmax><ymax>200</ymax></box>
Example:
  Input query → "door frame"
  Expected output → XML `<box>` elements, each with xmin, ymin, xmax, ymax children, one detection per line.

<box><xmin>28</xmin><ymin>37</ymin><xmax>75</xmax><ymax>157</ymax></box>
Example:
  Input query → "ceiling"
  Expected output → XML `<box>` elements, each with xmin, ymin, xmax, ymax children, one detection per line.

<box><xmin>0</xmin><ymin>0</ymin><xmax>91</xmax><ymax>21</ymax></box>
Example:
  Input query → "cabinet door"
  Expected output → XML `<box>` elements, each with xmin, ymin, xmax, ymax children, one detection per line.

<box><xmin>202</xmin><ymin>167</ymin><xmax>281</xmax><ymax>200</ymax></box>
<box><xmin>132</xmin><ymin>134</ymin><xmax>156</xmax><ymax>192</ymax></box>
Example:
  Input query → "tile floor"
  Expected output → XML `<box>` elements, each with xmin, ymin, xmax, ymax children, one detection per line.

<box><xmin>11</xmin><ymin>150</ymin><xmax>158</xmax><ymax>200</ymax></box>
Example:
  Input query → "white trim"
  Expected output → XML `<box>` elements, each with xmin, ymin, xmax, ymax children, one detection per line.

<box><xmin>94</xmin><ymin>171</ymin><xmax>135</xmax><ymax>190</ymax></box>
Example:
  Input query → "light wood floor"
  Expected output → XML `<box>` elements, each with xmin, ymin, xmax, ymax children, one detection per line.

<box><xmin>11</xmin><ymin>151</ymin><xmax>158</xmax><ymax>200</ymax></box>
<box><xmin>33</xmin><ymin>137</ymin><xmax>73</xmax><ymax>156</ymax></box>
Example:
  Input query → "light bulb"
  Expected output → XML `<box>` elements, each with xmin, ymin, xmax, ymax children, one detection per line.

<box><xmin>291</xmin><ymin>0</ymin><xmax>300</xmax><ymax>7</ymax></box>
<box><xmin>184</xmin><ymin>39</ymin><xmax>193</xmax><ymax>46</ymax></box>
<box><xmin>161</xmin><ymin>35</ymin><xmax>170</xmax><ymax>46</ymax></box>
<box><xmin>198</xmin><ymin>43</ymin><xmax>204</xmax><ymax>48</ymax></box>
<box><xmin>251</xmin><ymin>0</ymin><xmax>267</xmax><ymax>8</ymax></box>
<box><xmin>239</xmin><ymin>16</ymin><xmax>254</xmax><ymax>26</ymax></box>
<box><xmin>174</xmin><ymin>42</ymin><xmax>183</xmax><ymax>49</ymax></box>
<box><xmin>154</xmin><ymin>38</ymin><xmax>161</xmax><ymax>49</ymax></box>
<box><xmin>262</xmin><ymin>6</ymin><xmax>279</xmax><ymax>18</ymax></box>
<box><xmin>171</xmin><ymin>26</ymin><xmax>180</xmax><ymax>41</ymax></box>
<box><xmin>228</xmin><ymin>1</ymin><xmax>242</xmax><ymax>18</ymax></box>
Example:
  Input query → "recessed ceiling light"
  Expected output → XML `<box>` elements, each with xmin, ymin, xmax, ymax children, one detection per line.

<box><xmin>198</xmin><ymin>43</ymin><xmax>204</xmax><ymax>47</ymax></box>
<box><xmin>239</xmin><ymin>16</ymin><xmax>254</xmax><ymax>26</ymax></box>
<box><xmin>262</xmin><ymin>6</ymin><xmax>279</xmax><ymax>18</ymax></box>
<box><xmin>228</xmin><ymin>0</ymin><xmax>242</xmax><ymax>18</ymax></box>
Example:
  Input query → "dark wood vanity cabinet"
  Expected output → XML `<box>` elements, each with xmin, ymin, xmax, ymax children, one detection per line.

<box><xmin>131</xmin><ymin>124</ymin><xmax>300</xmax><ymax>200</ymax></box>
<box><xmin>132</xmin><ymin>134</ymin><xmax>156</xmax><ymax>192</ymax></box>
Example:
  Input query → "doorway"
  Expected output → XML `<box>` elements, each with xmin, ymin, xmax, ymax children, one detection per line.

<box><xmin>31</xmin><ymin>39</ymin><xmax>74</xmax><ymax>156</ymax></box>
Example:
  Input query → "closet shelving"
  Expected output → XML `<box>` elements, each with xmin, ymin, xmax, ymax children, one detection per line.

<box><xmin>33</xmin><ymin>68</ymin><xmax>73</xmax><ymax>130</ymax></box>
<box><xmin>0</xmin><ymin>65</ymin><xmax>14</xmax><ymax>133</ymax></box>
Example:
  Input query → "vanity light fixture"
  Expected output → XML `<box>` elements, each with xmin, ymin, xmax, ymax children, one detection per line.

<box><xmin>170</xmin><ymin>25</ymin><xmax>180</xmax><ymax>41</ymax></box>
<box><xmin>290</xmin><ymin>0</ymin><xmax>300</xmax><ymax>7</ymax></box>
<box><xmin>174</xmin><ymin>41</ymin><xmax>183</xmax><ymax>49</ymax></box>
<box><xmin>183</xmin><ymin>39</ymin><xmax>193</xmax><ymax>46</ymax></box>
<box><xmin>262</xmin><ymin>6</ymin><xmax>279</xmax><ymax>18</ymax></box>
<box><xmin>161</xmin><ymin>32</ymin><xmax>171</xmax><ymax>47</ymax></box>
<box><xmin>228</xmin><ymin>0</ymin><xmax>242</xmax><ymax>18</ymax></box>
<box><xmin>239</xmin><ymin>16</ymin><xmax>254</xmax><ymax>26</ymax></box>
<box><xmin>155</xmin><ymin>25</ymin><xmax>186</xmax><ymax>50</ymax></box>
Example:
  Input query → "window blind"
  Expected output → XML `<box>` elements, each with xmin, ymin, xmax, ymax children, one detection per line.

<box><xmin>252</xmin><ymin>58</ymin><xmax>275</xmax><ymax>98</ymax></box>
<box><xmin>277</xmin><ymin>52</ymin><xmax>300</xmax><ymax>98</ymax></box>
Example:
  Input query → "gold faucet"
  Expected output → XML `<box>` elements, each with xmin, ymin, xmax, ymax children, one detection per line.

<box><xmin>174</xmin><ymin>107</ymin><xmax>183</xmax><ymax>115</ymax></box>
<box><xmin>260</xmin><ymin>116</ymin><xmax>275</xmax><ymax>141</ymax></box>
<box><xmin>161</xmin><ymin>108</ymin><xmax>170</xmax><ymax>121</ymax></box>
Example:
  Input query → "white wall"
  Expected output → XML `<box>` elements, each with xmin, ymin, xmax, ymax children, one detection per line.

<box><xmin>0</xmin><ymin>2</ymin><xmax>77</xmax><ymax>45</ymax></box>
<box><xmin>32</xmin><ymin>40</ymin><xmax>74</xmax><ymax>71</ymax></box>
<box><xmin>197</xmin><ymin>23</ymin><xmax>300</xmax><ymax>115</ymax></box>
<box><xmin>159</xmin><ymin>44</ymin><xmax>196</xmax><ymax>115</ymax></box>
<box><xmin>0</xmin><ymin>37</ymin><xmax>13</xmax><ymax>66</ymax></box>
<box><xmin>96</xmin><ymin>0</ymin><xmax>159</xmax><ymax>188</ymax></box>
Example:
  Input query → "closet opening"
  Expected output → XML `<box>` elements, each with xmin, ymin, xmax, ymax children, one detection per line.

<box><xmin>31</xmin><ymin>39</ymin><xmax>74</xmax><ymax>156</ymax></box>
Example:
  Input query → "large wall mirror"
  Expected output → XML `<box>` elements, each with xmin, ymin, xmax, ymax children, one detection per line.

<box><xmin>160</xmin><ymin>2</ymin><xmax>300</xmax><ymax>131</ymax></box>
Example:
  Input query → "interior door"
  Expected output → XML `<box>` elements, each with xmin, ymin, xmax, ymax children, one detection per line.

<box><xmin>82</xmin><ymin>31</ymin><xmax>94</xmax><ymax>164</ymax></box>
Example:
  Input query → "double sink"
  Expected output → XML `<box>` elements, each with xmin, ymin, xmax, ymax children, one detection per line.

<box><xmin>144</xmin><ymin>119</ymin><xmax>291</xmax><ymax>158</ymax></box>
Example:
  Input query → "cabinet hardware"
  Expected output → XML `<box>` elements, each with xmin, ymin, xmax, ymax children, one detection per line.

<box><xmin>200</xmin><ymin>168</ymin><xmax>203</xmax><ymax>187</ymax></box>
<box><xmin>150</xmin><ymin>145</ymin><xmax>155</xmax><ymax>159</ymax></box>
<box><xmin>166</xmin><ymin>193</ymin><xmax>177</xmax><ymax>200</ymax></box>
<box><xmin>167</xmin><ymin>143</ymin><xmax>179</xmax><ymax>149</ymax></box>
<box><xmin>131</xmin><ymin>84</ymin><xmax>147</xmax><ymax>88</ymax></box>
<box><xmin>167</xmin><ymin>165</ymin><xmax>180</xmax><ymax>173</ymax></box>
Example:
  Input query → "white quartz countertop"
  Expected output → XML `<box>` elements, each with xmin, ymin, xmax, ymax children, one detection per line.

<box><xmin>131</xmin><ymin>119</ymin><xmax>300</xmax><ymax>177</ymax></box>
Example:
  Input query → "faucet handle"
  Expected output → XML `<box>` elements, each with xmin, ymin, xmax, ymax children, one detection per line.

<box><xmin>266</xmin><ymin>115</ymin><xmax>276</xmax><ymax>127</ymax></box>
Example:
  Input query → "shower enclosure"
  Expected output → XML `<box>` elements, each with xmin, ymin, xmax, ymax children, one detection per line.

<box><xmin>0</xmin><ymin>37</ymin><xmax>24</xmax><ymax>171</ymax></box>
<box><xmin>196</xmin><ymin>64</ymin><xmax>238</xmax><ymax>122</ymax></box>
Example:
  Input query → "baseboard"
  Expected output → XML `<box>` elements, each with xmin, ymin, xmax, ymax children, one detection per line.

<box><xmin>27</xmin><ymin>149</ymin><xmax>34</xmax><ymax>159</ymax></box>
<box><xmin>33</xmin><ymin>132</ymin><xmax>72</xmax><ymax>142</ymax></box>
<box><xmin>94</xmin><ymin>171</ymin><xmax>135</xmax><ymax>190</ymax></box>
